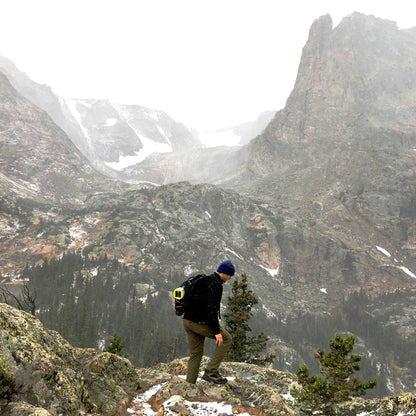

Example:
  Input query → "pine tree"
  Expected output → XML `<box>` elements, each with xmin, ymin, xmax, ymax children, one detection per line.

<box><xmin>290</xmin><ymin>333</ymin><xmax>377</xmax><ymax>415</ymax></box>
<box><xmin>224</xmin><ymin>273</ymin><xmax>275</xmax><ymax>366</ymax></box>
<box><xmin>104</xmin><ymin>333</ymin><xmax>128</xmax><ymax>358</ymax></box>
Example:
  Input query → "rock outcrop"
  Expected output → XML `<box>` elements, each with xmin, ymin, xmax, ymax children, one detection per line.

<box><xmin>2</xmin><ymin>303</ymin><xmax>416</xmax><ymax>416</ymax></box>
<box><xmin>0</xmin><ymin>303</ymin><xmax>141</xmax><ymax>415</ymax></box>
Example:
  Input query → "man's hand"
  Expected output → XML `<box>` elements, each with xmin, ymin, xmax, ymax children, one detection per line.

<box><xmin>215</xmin><ymin>333</ymin><xmax>223</xmax><ymax>346</ymax></box>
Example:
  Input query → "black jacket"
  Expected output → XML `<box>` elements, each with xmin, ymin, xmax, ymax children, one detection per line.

<box><xmin>183</xmin><ymin>272</ymin><xmax>223</xmax><ymax>335</ymax></box>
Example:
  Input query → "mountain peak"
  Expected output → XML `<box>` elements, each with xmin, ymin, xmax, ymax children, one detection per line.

<box><xmin>308</xmin><ymin>13</ymin><xmax>333</xmax><ymax>42</ymax></box>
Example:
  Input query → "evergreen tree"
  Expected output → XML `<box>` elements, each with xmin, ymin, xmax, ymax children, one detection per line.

<box><xmin>290</xmin><ymin>333</ymin><xmax>377</xmax><ymax>415</ymax></box>
<box><xmin>104</xmin><ymin>333</ymin><xmax>128</xmax><ymax>358</ymax></box>
<box><xmin>224</xmin><ymin>273</ymin><xmax>275</xmax><ymax>366</ymax></box>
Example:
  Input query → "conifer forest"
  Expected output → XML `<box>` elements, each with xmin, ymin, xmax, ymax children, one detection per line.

<box><xmin>3</xmin><ymin>250</ymin><xmax>415</xmax><ymax>398</ymax></box>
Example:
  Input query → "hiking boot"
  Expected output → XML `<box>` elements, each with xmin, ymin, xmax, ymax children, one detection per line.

<box><xmin>202</xmin><ymin>369</ymin><xmax>228</xmax><ymax>385</ymax></box>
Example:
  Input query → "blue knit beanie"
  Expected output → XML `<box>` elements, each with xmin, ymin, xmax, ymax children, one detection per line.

<box><xmin>217</xmin><ymin>260</ymin><xmax>235</xmax><ymax>276</ymax></box>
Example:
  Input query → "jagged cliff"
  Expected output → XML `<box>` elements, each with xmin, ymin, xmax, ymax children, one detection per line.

<box><xmin>227</xmin><ymin>12</ymin><xmax>416</xmax><ymax>305</ymax></box>
<box><xmin>2</xmin><ymin>303</ymin><xmax>416</xmax><ymax>416</ymax></box>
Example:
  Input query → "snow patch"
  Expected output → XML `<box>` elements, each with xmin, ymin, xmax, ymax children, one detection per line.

<box><xmin>181</xmin><ymin>399</ymin><xmax>237</xmax><ymax>416</ymax></box>
<box><xmin>105</xmin><ymin>133</ymin><xmax>172</xmax><ymax>171</ymax></box>
<box><xmin>139</xmin><ymin>294</ymin><xmax>148</xmax><ymax>303</ymax></box>
<box><xmin>104</xmin><ymin>152</ymin><xmax>143</xmax><ymax>171</ymax></box>
<box><xmin>106</xmin><ymin>118</ymin><xmax>118</xmax><ymax>126</ymax></box>
<box><xmin>225</xmin><ymin>247</ymin><xmax>244</xmax><ymax>260</ymax></box>
<box><xmin>184</xmin><ymin>265</ymin><xmax>194</xmax><ymax>276</ymax></box>
<box><xmin>375</xmin><ymin>246</ymin><xmax>415</xmax><ymax>278</ymax></box>
<box><xmin>128</xmin><ymin>381</ymin><xmax>250</xmax><ymax>416</ymax></box>
<box><xmin>65</xmin><ymin>99</ymin><xmax>93</xmax><ymax>146</ymax></box>
<box><xmin>397</xmin><ymin>265</ymin><xmax>416</xmax><ymax>279</ymax></box>
<box><xmin>157</xmin><ymin>125</ymin><xmax>172</xmax><ymax>145</ymax></box>
<box><xmin>259</xmin><ymin>264</ymin><xmax>279</xmax><ymax>277</ymax></box>
<box><xmin>128</xmin><ymin>382</ymin><xmax>166</xmax><ymax>415</ymax></box>
<box><xmin>320</xmin><ymin>288</ymin><xmax>327</xmax><ymax>294</ymax></box>
<box><xmin>376</xmin><ymin>246</ymin><xmax>391</xmax><ymax>257</ymax></box>
<box><xmin>282</xmin><ymin>392</ymin><xmax>294</xmax><ymax>401</ymax></box>
<box><xmin>262</xmin><ymin>304</ymin><xmax>277</xmax><ymax>319</ymax></box>
<box><xmin>137</xmin><ymin>133</ymin><xmax>172</xmax><ymax>159</ymax></box>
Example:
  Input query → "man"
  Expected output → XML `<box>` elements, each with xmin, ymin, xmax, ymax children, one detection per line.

<box><xmin>183</xmin><ymin>260</ymin><xmax>235</xmax><ymax>384</ymax></box>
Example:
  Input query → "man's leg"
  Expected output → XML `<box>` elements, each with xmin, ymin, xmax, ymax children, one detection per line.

<box><xmin>206</xmin><ymin>326</ymin><xmax>232</xmax><ymax>371</ymax></box>
<box><xmin>183</xmin><ymin>319</ymin><xmax>205</xmax><ymax>383</ymax></box>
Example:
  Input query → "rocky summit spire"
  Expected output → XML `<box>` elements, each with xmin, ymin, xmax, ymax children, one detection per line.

<box><xmin>280</xmin><ymin>12</ymin><xmax>415</xmax><ymax>144</ymax></box>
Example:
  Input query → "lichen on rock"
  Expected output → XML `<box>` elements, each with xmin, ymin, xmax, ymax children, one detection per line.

<box><xmin>0</xmin><ymin>303</ymin><xmax>141</xmax><ymax>415</ymax></box>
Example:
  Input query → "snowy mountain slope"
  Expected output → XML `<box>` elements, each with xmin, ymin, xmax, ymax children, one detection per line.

<box><xmin>46</xmin><ymin>97</ymin><xmax>202</xmax><ymax>173</ymax></box>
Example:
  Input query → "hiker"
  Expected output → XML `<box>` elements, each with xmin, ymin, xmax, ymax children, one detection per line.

<box><xmin>183</xmin><ymin>260</ymin><xmax>235</xmax><ymax>384</ymax></box>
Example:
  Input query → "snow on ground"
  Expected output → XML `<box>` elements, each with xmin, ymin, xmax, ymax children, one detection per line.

<box><xmin>64</xmin><ymin>99</ymin><xmax>94</xmax><ymax>147</ymax></box>
<box><xmin>376</xmin><ymin>245</ymin><xmax>416</xmax><ymax>278</ymax></box>
<box><xmin>259</xmin><ymin>264</ymin><xmax>279</xmax><ymax>277</ymax></box>
<box><xmin>281</xmin><ymin>392</ymin><xmax>294</xmax><ymax>402</ymax></box>
<box><xmin>106</xmin><ymin>118</ymin><xmax>118</xmax><ymax>126</ymax></box>
<box><xmin>103</xmin><ymin>151</ymin><xmax>145</xmax><ymax>171</ymax></box>
<box><xmin>262</xmin><ymin>304</ymin><xmax>277</xmax><ymax>318</ymax></box>
<box><xmin>127</xmin><ymin>380</ymin><xmax>250</xmax><ymax>416</ymax></box>
<box><xmin>225</xmin><ymin>247</ymin><xmax>244</xmax><ymax>260</ymax></box>
<box><xmin>104</xmin><ymin>134</ymin><xmax>172</xmax><ymax>171</ymax></box>
<box><xmin>397</xmin><ymin>266</ymin><xmax>416</xmax><ymax>279</ymax></box>
<box><xmin>184</xmin><ymin>265</ymin><xmax>194</xmax><ymax>277</ymax></box>
<box><xmin>199</xmin><ymin>128</ymin><xmax>241</xmax><ymax>147</ymax></box>
<box><xmin>104</xmin><ymin>111</ymin><xmax>173</xmax><ymax>171</ymax></box>
<box><xmin>157</xmin><ymin>125</ymin><xmax>172</xmax><ymax>146</ymax></box>
<box><xmin>376</xmin><ymin>246</ymin><xmax>391</xmax><ymax>257</ymax></box>
<box><xmin>127</xmin><ymin>382</ymin><xmax>165</xmax><ymax>415</ymax></box>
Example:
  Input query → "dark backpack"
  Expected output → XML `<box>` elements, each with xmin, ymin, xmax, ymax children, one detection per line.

<box><xmin>173</xmin><ymin>274</ymin><xmax>208</xmax><ymax>316</ymax></box>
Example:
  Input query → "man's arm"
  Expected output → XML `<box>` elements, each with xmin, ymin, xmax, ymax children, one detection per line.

<box><xmin>205</xmin><ymin>279</ymin><xmax>222</xmax><ymax>335</ymax></box>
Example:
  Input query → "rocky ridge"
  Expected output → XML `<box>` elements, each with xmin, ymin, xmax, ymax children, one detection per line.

<box><xmin>0</xmin><ymin>55</ymin><xmax>201</xmax><ymax>177</ymax></box>
<box><xmin>0</xmin><ymin>55</ymin><xmax>271</xmax><ymax>184</ymax></box>
<box><xmin>0</xmin><ymin>71</ymin><xmax>120</xmax><ymax>206</ymax></box>
<box><xmin>2</xmin><ymin>303</ymin><xmax>416</xmax><ymax>416</ymax></box>
<box><xmin>0</xmin><ymin>180</ymin><xmax>283</xmax><ymax>309</ymax></box>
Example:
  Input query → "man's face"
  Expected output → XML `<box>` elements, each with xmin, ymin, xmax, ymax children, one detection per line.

<box><xmin>220</xmin><ymin>273</ymin><xmax>233</xmax><ymax>283</ymax></box>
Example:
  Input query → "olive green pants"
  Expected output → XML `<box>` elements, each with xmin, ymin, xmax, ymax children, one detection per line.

<box><xmin>183</xmin><ymin>319</ymin><xmax>232</xmax><ymax>384</ymax></box>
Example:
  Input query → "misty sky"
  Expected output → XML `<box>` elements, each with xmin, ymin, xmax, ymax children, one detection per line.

<box><xmin>0</xmin><ymin>0</ymin><xmax>415</xmax><ymax>131</ymax></box>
